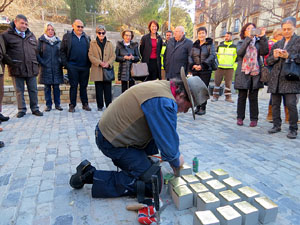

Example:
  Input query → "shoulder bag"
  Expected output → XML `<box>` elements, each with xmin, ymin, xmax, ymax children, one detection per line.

<box><xmin>103</xmin><ymin>66</ymin><xmax>115</xmax><ymax>81</ymax></box>
<box><xmin>131</xmin><ymin>63</ymin><xmax>149</xmax><ymax>77</ymax></box>
<box><xmin>282</xmin><ymin>58</ymin><xmax>300</xmax><ymax>81</ymax></box>
<box><xmin>260</xmin><ymin>66</ymin><xmax>271</xmax><ymax>83</ymax></box>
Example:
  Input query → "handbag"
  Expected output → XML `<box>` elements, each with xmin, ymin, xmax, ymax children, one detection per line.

<box><xmin>260</xmin><ymin>66</ymin><xmax>271</xmax><ymax>82</ymax></box>
<box><xmin>211</xmin><ymin>57</ymin><xmax>219</xmax><ymax>71</ymax></box>
<box><xmin>131</xmin><ymin>63</ymin><xmax>149</xmax><ymax>77</ymax></box>
<box><xmin>103</xmin><ymin>66</ymin><xmax>115</xmax><ymax>81</ymax></box>
<box><xmin>283</xmin><ymin>58</ymin><xmax>300</xmax><ymax>81</ymax></box>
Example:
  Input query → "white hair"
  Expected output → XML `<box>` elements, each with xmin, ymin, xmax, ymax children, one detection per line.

<box><xmin>176</xmin><ymin>26</ymin><xmax>185</xmax><ymax>34</ymax></box>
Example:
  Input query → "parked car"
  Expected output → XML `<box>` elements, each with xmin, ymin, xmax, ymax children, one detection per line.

<box><xmin>0</xmin><ymin>15</ymin><xmax>10</xmax><ymax>24</ymax></box>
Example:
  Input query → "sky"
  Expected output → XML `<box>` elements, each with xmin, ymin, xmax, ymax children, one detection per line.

<box><xmin>178</xmin><ymin>0</ymin><xmax>196</xmax><ymax>23</ymax></box>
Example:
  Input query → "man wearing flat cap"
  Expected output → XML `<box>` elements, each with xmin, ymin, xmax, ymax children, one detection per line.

<box><xmin>69</xmin><ymin>67</ymin><xmax>209</xmax><ymax>200</ymax></box>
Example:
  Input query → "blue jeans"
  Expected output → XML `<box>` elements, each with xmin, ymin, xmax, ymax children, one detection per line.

<box><xmin>44</xmin><ymin>84</ymin><xmax>61</xmax><ymax>107</ymax></box>
<box><xmin>92</xmin><ymin>125</ymin><xmax>158</xmax><ymax>198</ymax></box>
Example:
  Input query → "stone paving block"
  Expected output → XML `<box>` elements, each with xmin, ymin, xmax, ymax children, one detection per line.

<box><xmin>176</xmin><ymin>163</ymin><xmax>193</xmax><ymax>176</ymax></box>
<box><xmin>197</xmin><ymin>191</ymin><xmax>220</xmax><ymax>212</ymax></box>
<box><xmin>2</xmin><ymin>192</ymin><xmax>21</xmax><ymax>207</ymax></box>
<box><xmin>215</xmin><ymin>205</ymin><xmax>242</xmax><ymax>225</ymax></box>
<box><xmin>36</xmin><ymin>203</ymin><xmax>52</xmax><ymax>218</ymax></box>
<box><xmin>233</xmin><ymin>201</ymin><xmax>259</xmax><ymax>225</ymax></box>
<box><xmin>0</xmin><ymin>207</ymin><xmax>17</xmax><ymax>225</ymax></box>
<box><xmin>222</xmin><ymin>177</ymin><xmax>243</xmax><ymax>192</ymax></box>
<box><xmin>23</xmin><ymin>186</ymin><xmax>39</xmax><ymax>198</ymax></box>
<box><xmin>252</xmin><ymin>196</ymin><xmax>278</xmax><ymax>224</ymax></box>
<box><xmin>205</xmin><ymin>179</ymin><xmax>227</xmax><ymax>197</ymax></box>
<box><xmin>32</xmin><ymin>216</ymin><xmax>51</xmax><ymax>225</ymax></box>
<box><xmin>219</xmin><ymin>190</ymin><xmax>241</xmax><ymax>206</ymax></box>
<box><xmin>172</xmin><ymin>185</ymin><xmax>193</xmax><ymax>211</ymax></box>
<box><xmin>38</xmin><ymin>190</ymin><xmax>54</xmax><ymax>204</ymax></box>
<box><xmin>53</xmin><ymin>214</ymin><xmax>73</xmax><ymax>225</ymax></box>
<box><xmin>0</xmin><ymin>174</ymin><xmax>11</xmax><ymax>186</ymax></box>
<box><xmin>237</xmin><ymin>186</ymin><xmax>260</xmax><ymax>203</ymax></box>
<box><xmin>194</xmin><ymin>210</ymin><xmax>220</xmax><ymax>225</ymax></box>
<box><xmin>19</xmin><ymin>197</ymin><xmax>36</xmax><ymax>213</ymax></box>
<box><xmin>189</xmin><ymin>183</ymin><xmax>209</xmax><ymax>206</ymax></box>
<box><xmin>195</xmin><ymin>171</ymin><xmax>214</xmax><ymax>183</ymax></box>
<box><xmin>55</xmin><ymin>173</ymin><xmax>69</xmax><ymax>186</ymax></box>
<box><xmin>40</xmin><ymin>179</ymin><xmax>54</xmax><ymax>191</ymax></box>
<box><xmin>43</xmin><ymin>161</ymin><xmax>54</xmax><ymax>171</ymax></box>
<box><xmin>210</xmin><ymin>169</ymin><xmax>230</xmax><ymax>181</ymax></box>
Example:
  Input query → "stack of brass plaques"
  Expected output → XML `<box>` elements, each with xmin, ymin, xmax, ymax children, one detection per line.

<box><xmin>194</xmin><ymin>210</ymin><xmax>220</xmax><ymax>225</ymax></box>
<box><xmin>219</xmin><ymin>190</ymin><xmax>241</xmax><ymax>206</ymax></box>
<box><xmin>197</xmin><ymin>191</ymin><xmax>220</xmax><ymax>212</ymax></box>
<box><xmin>172</xmin><ymin>185</ymin><xmax>193</xmax><ymax>210</ymax></box>
<box><xmin>210</xmin><ymin>169</ymin><xmax>229</xmax><ymax>181</ymax></box>
<box><xmin>189</xmin><ymin>183</ymin><xmax>209</xmax><ymax>206</ymax></box>
<box><xmin>222</xmin><ymin>177</ymin><xmax>243</xmax><ymax>192</ymax></box>
<box><xmin>252</xmin><ymin>196</ymin><xmax>278</xmax><ymax>224</ymax></box>
<box><xmin>205</xmin><ymin>179</ymin><xmax>227</xmax><ymax>197</ymax></box>
<box><xmin>237</xmin><ymin>186</ymin><xmax>260</xmax><ymax>203</ymax></box>
<box><xmin>196</xmin><ymin>171</ymin><xmax>214</xmax><ymax>183</ymax></box>
<box><xmin>182</xmin><ymin>174</ymin><xmax>200</xmax><ymax>185</ymax></box>
<box><xmin>215</xmin><ymin>205</ymin><xmax>242</xmax><ymax>225</ymax></box>
<box><xmin>168</xmin><ymin>177</ymin><xmax>186</xmax><ymax>196</ymax></box>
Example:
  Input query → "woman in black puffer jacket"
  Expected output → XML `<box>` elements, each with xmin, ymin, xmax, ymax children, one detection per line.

<box><xmin>37</xmin><ymin>23</ymin><xmax>63</xmax><ymax>111</ymax></box>
<box><xmin>189</xmin><ymin>27</ymin><xmax>216</xmax><ymax>115</ymax></box>
<box><xmin>115</xmin><ymin>30</ymin><xmax>140</xmax><ymax>93</ymax></box>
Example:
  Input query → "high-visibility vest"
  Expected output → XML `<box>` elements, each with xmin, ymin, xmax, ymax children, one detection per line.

<box><xmin>217</xmin><ymin>41</ymin><xmax>237</xmax><ymax>69</ymax></box>
<box><xmin>160</xmin><ymin>44</ymin><xmax>166</xmax><ymax>69</ymax></box>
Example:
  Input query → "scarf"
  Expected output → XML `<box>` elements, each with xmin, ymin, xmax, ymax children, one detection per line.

<box><xmin>43</xmin><ymin>34</ymin><xmax>57</xmax><ymax>45</ymax></box>
<box><xmin>241</xmin><ymin>37</ymin><xmax>260</xmax><ymax>76</ymax></box>
<box><xmin>96</xmin><ymin>36</ymin><xmax>106</xmax><ymax>60</ymax></box>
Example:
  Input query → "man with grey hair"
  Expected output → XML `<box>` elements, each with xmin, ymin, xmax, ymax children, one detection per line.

<box><xmin>164</xmin><ymin>26</ymin><xmax>193</xmax><ymax>80</ymax></box>
<box><xmin>60</xmin><ymin>19</ymin><xmax>91</xmax><ymax>112</ymax></box>
<box><xmin>2</xmin><ymin>14</ymin><xmax>43</xmax><ymax>118</ymax></box>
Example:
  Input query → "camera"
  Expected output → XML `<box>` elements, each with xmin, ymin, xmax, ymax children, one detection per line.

<box><xmin>250</xmin><ymin>28</ymin><xmax>262</xmax><ymax>36</ymax></box>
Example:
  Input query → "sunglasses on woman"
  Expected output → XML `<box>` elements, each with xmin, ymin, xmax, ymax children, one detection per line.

<box><xmin>98</xmin><ymin>32</ymin><xmax>106</xmax><ymax>35</ymax></box>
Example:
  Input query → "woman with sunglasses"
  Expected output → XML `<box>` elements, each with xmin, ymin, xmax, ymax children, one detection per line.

<box><xmin>88</xmin><ymin>25</ymin><xmax>115</xmax><ymax>111</ymax></box>
<box><xmin>115</xmin><ymin>30</ymin><xmax>140</xmax><ymax>93</ymax></box>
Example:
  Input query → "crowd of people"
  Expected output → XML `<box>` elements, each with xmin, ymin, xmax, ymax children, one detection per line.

<box><xmin>0</xmin><ymin>14</ymin><xmax>299</xmax><ymax>143</ymax></box>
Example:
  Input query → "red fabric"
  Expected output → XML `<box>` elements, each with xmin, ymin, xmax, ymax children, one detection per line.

<box><xmin>150</xmin><ymin>39</ymin><xmax>157</xmax><ymax>59</ymax></box>
<box><xmin>138</xmin><ymin>206</ymin><xmax>157</xmax><ymax>225</ymax></box>
<box><xmin>170</xmin><ymin>81</ymin><xmax>176</xmax><ymax>98</ymax></box>
<box><xmin>264</xmin><ymin>39</ymin><xmax>277</xmax><ymax>66</ymax></box>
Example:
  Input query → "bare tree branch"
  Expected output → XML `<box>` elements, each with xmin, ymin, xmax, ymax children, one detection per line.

<box><xmin>0</xmin><ymin>0</ymin><xmax>14</xmax><ymax>13</ymax></box>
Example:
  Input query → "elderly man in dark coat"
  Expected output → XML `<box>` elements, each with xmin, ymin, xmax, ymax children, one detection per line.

<box><xmin>164</xmin><ymin>26</ymin><xmax>193</xmax><ymax>80</ymax></box>
<box><xmin>267</xmin><ymin>17</ymin><xmax>300</xmax><ymax>139</ymax></box>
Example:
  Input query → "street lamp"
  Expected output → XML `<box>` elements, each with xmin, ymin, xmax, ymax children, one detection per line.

<box><xmin>168</xmin><ymin>0</ymin><xmax>171</xmax><ymax>30</ymax></box>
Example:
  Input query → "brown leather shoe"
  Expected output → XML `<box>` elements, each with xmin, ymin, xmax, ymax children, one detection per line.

<box><xmin>69</xmin><ymin>104</ymin><xmax>75</xmax><ymax>113</ymax></box>
<box><xmin>82</xmin><ymin>104</ymin><xmax>91</xmax><ymax>111</ymax></box>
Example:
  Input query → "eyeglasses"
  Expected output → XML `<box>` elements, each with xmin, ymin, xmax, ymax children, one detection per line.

<box><xmin>77</xmin><ymin>26</ymin><xmax>84</xmax><ymax>29</ymax></box>
<box><xmin>98</xmin><ymin>32</ymin><xmax>106</xmax><ymax>35</ymax></box>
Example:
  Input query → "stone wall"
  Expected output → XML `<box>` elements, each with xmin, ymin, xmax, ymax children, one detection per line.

<box><xmin>2</xmin><ymin>84</ymin><xmax>122</xmax><ymax>104</ymax></box>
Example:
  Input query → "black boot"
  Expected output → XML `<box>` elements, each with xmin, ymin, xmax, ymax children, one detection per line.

<box><xmin>0</xmin><ymin>113</ymin><xmax>9</xmax><ymax>122</ymax></box>
<box><xmin>69</xmin><ymin>160</ymin><xmax>95</xmax><ymax>189</ymax></box>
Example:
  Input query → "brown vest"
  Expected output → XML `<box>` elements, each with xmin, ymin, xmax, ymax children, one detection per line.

<box><xmin>99</xmin><ymin>80</ymin><xmax>175</xmax><ymax>148</ymax></box>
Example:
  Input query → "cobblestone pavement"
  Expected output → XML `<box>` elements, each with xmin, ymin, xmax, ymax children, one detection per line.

<box><xmin>0</xmin><ymin>93</ymin><xmax>299</xmax><ymax>225</ymax></box>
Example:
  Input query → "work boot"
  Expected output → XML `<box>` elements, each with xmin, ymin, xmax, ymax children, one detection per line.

<box><xmin>287</xmin><ymin>130</ymin><xmax>297</xmax><ymax>139</ymax></box>
<box><xmin>225</xmin><ymin>95</ymin><xmax>234</xmax><ymax>103</ymax></box>
<box><xmin>69</xmin><ymin>160</ymin><xmax>95</xmax><ymax>189</ymax></box>
<box><xmin>266</xmin><ymin>105</ymin><xmax>273</xmax><ymax>122</ymax></box>
<box><xmin>211</xmin><ymin>87</ymin><xmax>219</xmax><ymax>102</ymax></box>
<box><xmin>194</xmin><ymin>105</ymin><xmax>200</xmax><ymax>114</ymax></box>
<box><xmin>268</xmin><ymin>126</ymin><xmax>281</xmax><ymax>134</ymax></box>
<box><xmin>284</xmin><ymin>106</ymin><xmax>289</xmax><ymax>123</ymax></box>
<box><xmin>196</xmin><ymin>108</ymin><xmax>206</xmax><ymax>115</ymax></box>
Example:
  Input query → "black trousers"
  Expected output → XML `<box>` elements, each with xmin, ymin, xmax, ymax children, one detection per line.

<box><xmin>68</xmin><ymin>65</ymin><xmax>90</xmax><ymax>106</ymax></box>
<box><xmin>237</xmin><ymin>89</ymin><xmax>259</xmax><ymax>121</ymax></box>
<box><xmin>95</xmin><ymin>81</ymin><xmax>112</xmax><ymax>109</ymax></box>
<box><xmin>272</xmin><ymin>93</ymin><xmax>298</xmax><ymax>131</ymax></box>
<box><xmin>147</xmin><ymin>59</ymin><xmax>159</xmax><ymax>81</ymax></box>
<box><xmin>194</xmin><ymin>73</ymin><xmax>211</xmax><ymax>110</ymax></box>
<box><xmin>121</xmin><ymin>80</ymin><xmax>135</xmax><ymax>93</ymax></box>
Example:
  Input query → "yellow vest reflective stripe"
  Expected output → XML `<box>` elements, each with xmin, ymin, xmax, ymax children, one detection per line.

<box><xmin>217</xmin><ymin>42</ymin><xmax>237</xmax><ymax>69</ymax></box>
<box><xmin>160</xmin><ymin>45</ymin><xmax>166</xmax><ymax>69</ymax></box>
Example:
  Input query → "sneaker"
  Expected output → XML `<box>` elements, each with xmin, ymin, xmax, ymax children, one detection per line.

<box><xmin>249</xmin><ymin>121</ymin><xmax>257</xmax><ymax>127</ymax></box>
<box><xmin>16</xmin><ymin>112</ymin><xmax>26</xmax><ymax>118</ymax></box>
<box><xmin>44</xmin><ymin>106</ymin><xmax>51</xmax><ymax>112</ymax></box>
<box><xmin>55</xmin><ymin>105</ymin><xmax>63</xmax><ymax>111</ymax></box>
<box><xmin>237</xmin><ymin>118</ymin><xmax>243</xmax><ymax>126</ymax></box>
<box><xmin>82</xmin><ymin>104</ymin><xmax>91</xmax><ymax>111</ymax></box>
<box><xmin>0</xmin><ymin>141</ymin><xmax>4</xmax><ymax>148</ymax></box>
<box><xmin>0</xmin><ymin>113</ymin><xmax>9</xmax><ymax>122</ymax></box>
<box><xmin>287</xmin><ymin>130</ymin><xmax>297</xmax><ymax>139</ymax></box>
<box><xmin>32</xmin><ymin>110</ymin><xmax>43</xmax><ymax>116</ymax></box>
<box><xmin>98</xmin><ymin>108</ymin><xmax>103</xmax><ymax>111</ymax></box>
<box><xmin>268</xmin><ymin>126</ymin><xmax>281</xmax><ymax>134</ymax></box>
<box><xmin>69</xmin><ymin>160</ymin><xmax>92</xmax><ymax>189</ymax></box>
<box><xmin>69</xmin><ymin>104</ymin><xmax>75</xmax><ymax>113</ymax></box>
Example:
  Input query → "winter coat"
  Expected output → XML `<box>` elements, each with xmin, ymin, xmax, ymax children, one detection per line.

<box><xmin>37</xmin><ymin>35</ymin><xmax>63</xmax><ymax>85</ymax></box>
<box><xmin>115</xmin><ymin>41</ymin><xmax>139</xmax><ymax>81</ymax></box>
<box><xmin>0</xmin><ymin>35</ymin><xmax>5</xmax><ymax>74</ymax></box>
<box><xmin>2</xmin><ymin>22</ymin><xmax>39</xmax><ymax>77</ymax></box>
<box><xmin>266</xmin><ymin>33</ymin><xmax>300</xmax><ymax>94</ymax></box>
<box><xmin>88</xmin><ymin>39</ymin><xmax>115</xmax><ymax>82</ymax></box>
<box><xmin>164</xmin><ymin>35</ymin><xmax>193</xmax><ymax>79</ymax></box>
<box><xmin>140</xmin><ymin>33</ymin><xmax>163</xmax><ymax>79</ymax></box>
<box><xmin>234</xmin><ymin>36</ymin><xmax>269</xmax><ymax>90</ymax></box>
<box><xmin>60</xmin><ymin>30</ymin><xmax>91</xmax><ymax>68</ymax></box>
<box><xmin>188</xmin><ymin>38</ymin><xmax>216</xmax><ymax>75</ymax></box>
